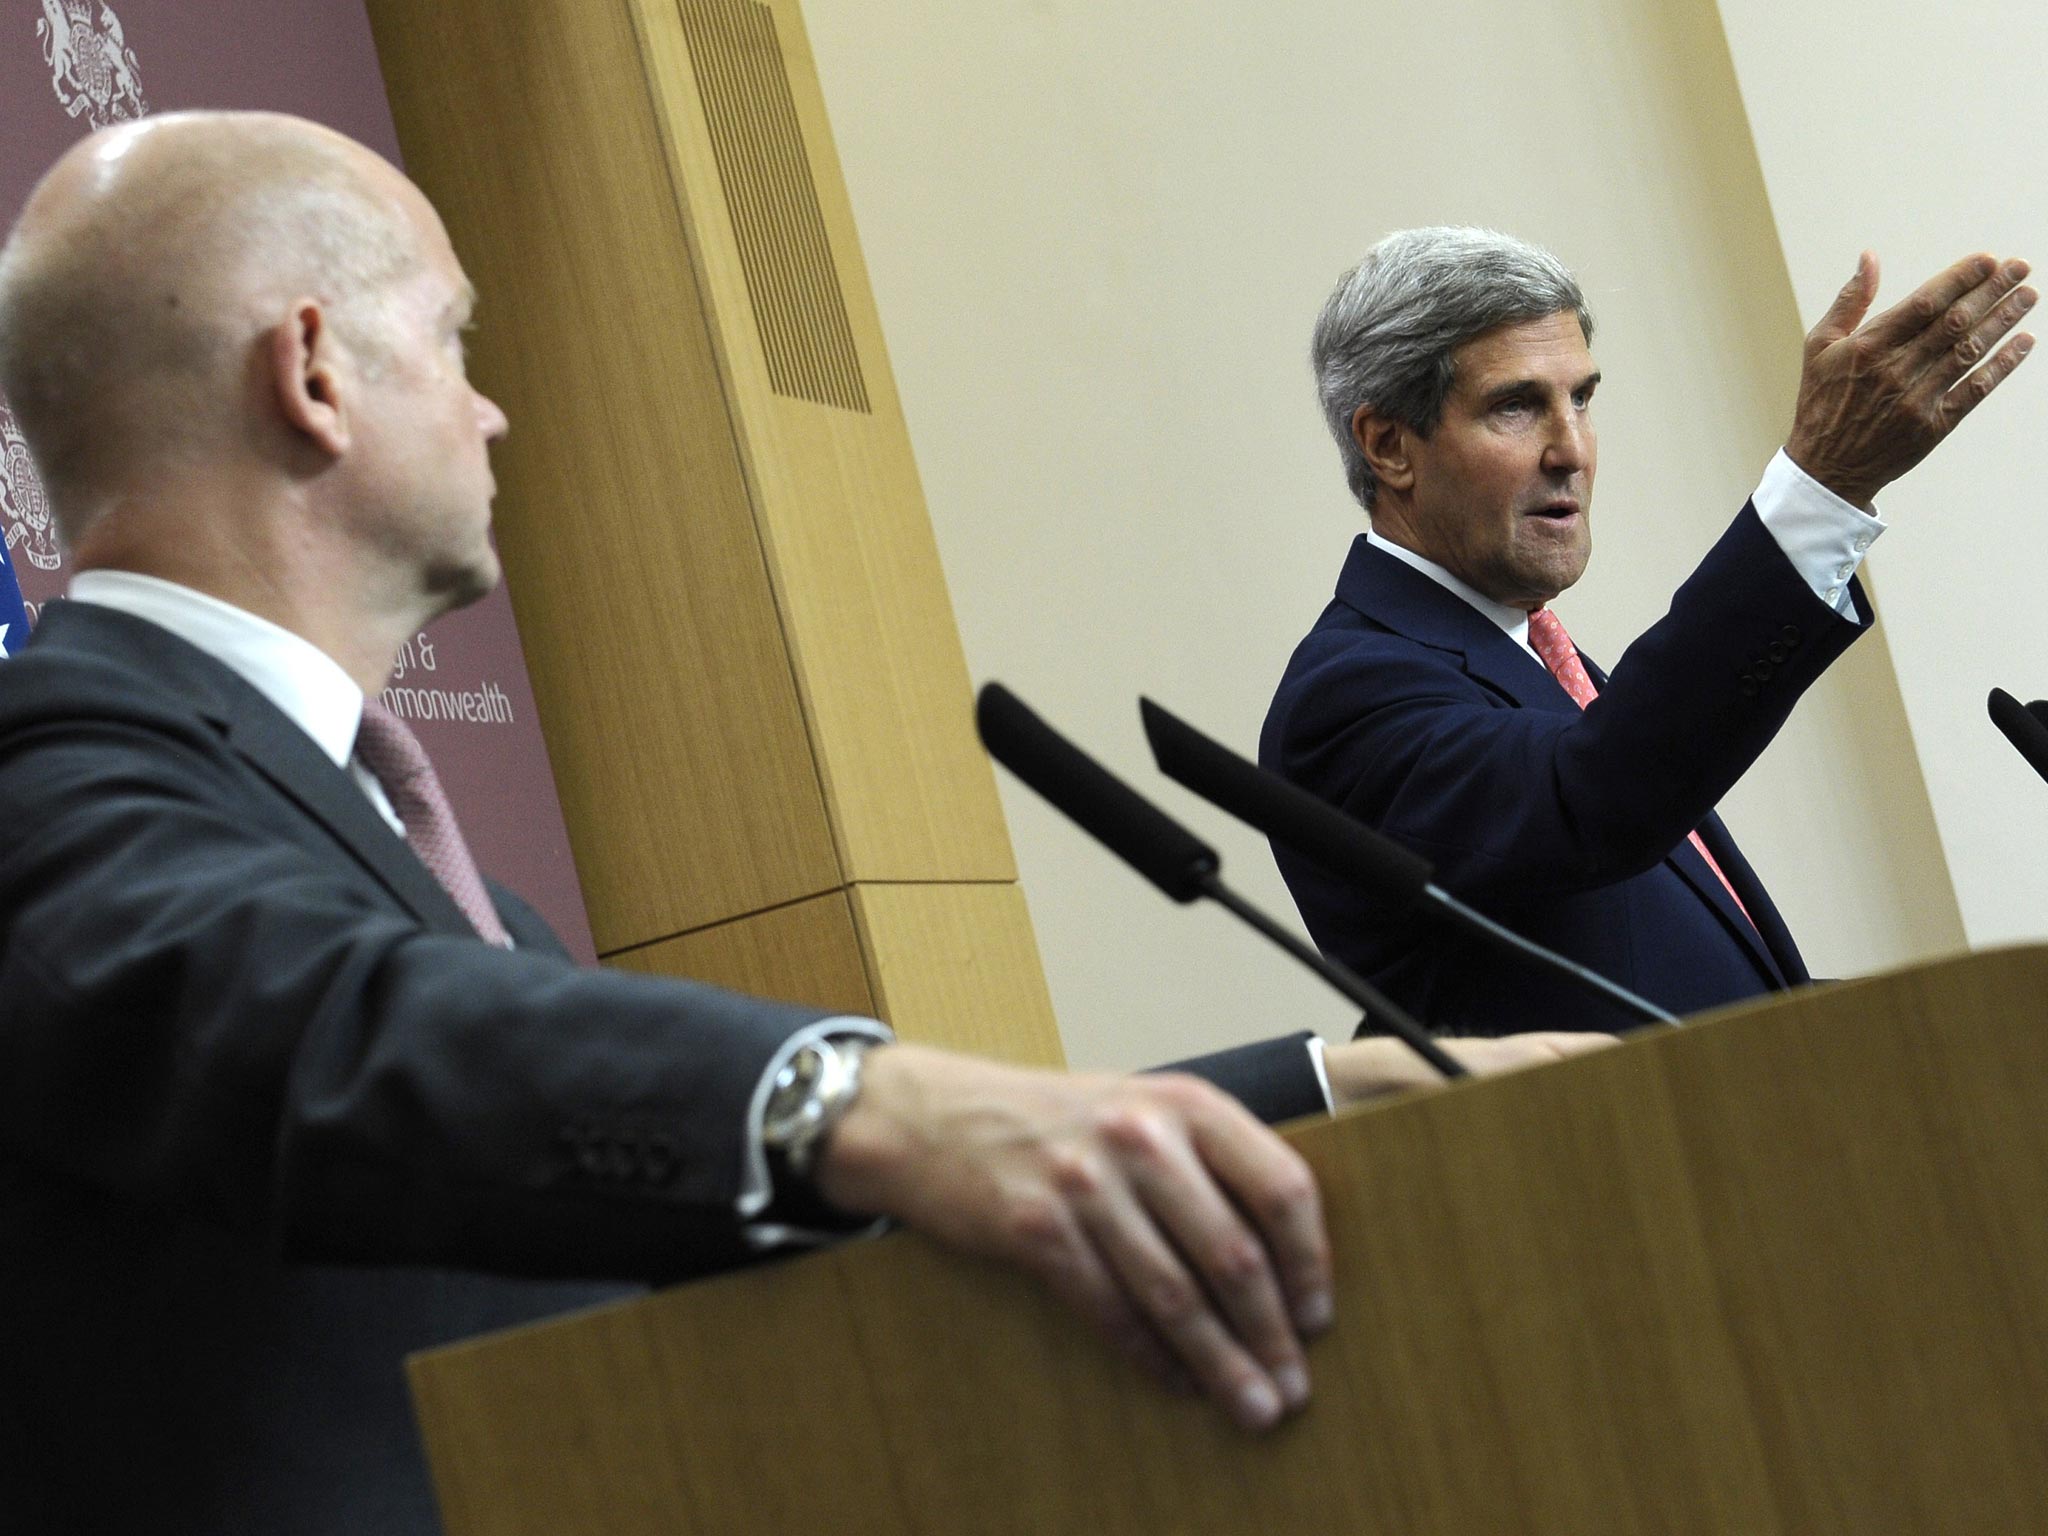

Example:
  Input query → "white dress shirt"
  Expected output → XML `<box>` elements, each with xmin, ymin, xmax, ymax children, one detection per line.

<box><xmin>69</xmin><ymin>569</ymin><xmax>409</xmax><ymax>834</ymax></box>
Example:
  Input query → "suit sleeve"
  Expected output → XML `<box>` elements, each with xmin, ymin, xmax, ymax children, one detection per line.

<box><xmin>1265</xmin><ymin>506</ymin><xmax>1869</xmax><ymax>902</ymax></box>
<box><xmin>1161</xmin><ymin>1032</ymin><xmax>1328</xmax><ymax>1125</ymax></box>
<box><xmin>0</xmin><ymin>712</ymin><xmax>826</xmax><ymax>1284</ymax></box>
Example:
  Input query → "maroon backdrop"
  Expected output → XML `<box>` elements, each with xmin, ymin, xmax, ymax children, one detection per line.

<box><xmin>0</xmin><ymin>0</ymin><xmax>596</xmax><ymax>961</ymax></box>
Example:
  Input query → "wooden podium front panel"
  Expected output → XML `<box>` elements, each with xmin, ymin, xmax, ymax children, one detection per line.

<box><xmin>410</xmin><ymin>1304</ymin><xmax>703</xmax><ymax>1536</ymax></box>
<box><xmin>412</xmin><ymin>948</ymin><xmax>2048</xmax><ymax>1533</ymax></box>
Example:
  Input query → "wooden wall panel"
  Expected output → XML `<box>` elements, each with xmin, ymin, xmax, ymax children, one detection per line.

<box><xmin>608</xmin><ymin>890</ymin><xmax>875</xmax><ymax>1020</ymax></box>
<box><xmin>630</xmin><ymin>0</ymin><xmax>1018</xmax><ymax>884</ymax></box>
<box><xmin>370</xmin><ymin>0</ymin><xmax>1059</xmax><ymax>1059</ymax></box>
<box><xmin>364</xmin><ymin>0</ymin><xmax>840</xmax><ymax>954</ymax></box>
<box><xmin>850</xmin><ymin>883</ymin><xmax>1065</xmax><ymax>1065</ymax></box>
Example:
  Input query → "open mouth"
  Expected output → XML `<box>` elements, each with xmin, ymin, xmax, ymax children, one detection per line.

<box><xmin>1523</xmin><ymin>499</ymin><xmax>1581</xmax><ymax>522</ymax></box>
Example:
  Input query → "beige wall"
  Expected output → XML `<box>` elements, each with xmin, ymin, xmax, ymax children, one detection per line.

<box><xmin>800</xmin><ymin>0</ymin><xmax>1964</xmax><ymax>1070</ymax></box>
<box><xmin>1718</xmin><ymin>0</ymin><xmax>2048</xmax><ymax>950</ymax></box>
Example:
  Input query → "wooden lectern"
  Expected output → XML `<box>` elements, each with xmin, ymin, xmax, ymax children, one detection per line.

<box><xmin>408</xmin><ymin>947</ymin><xmax>2048</xmax><ymax>1532</ymax></box>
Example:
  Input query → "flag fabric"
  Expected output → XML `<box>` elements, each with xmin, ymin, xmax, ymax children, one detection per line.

<box><xmin>0</xmin><ymin>541</ymin><xmax>26</xmax><ymax>659</ymax></box>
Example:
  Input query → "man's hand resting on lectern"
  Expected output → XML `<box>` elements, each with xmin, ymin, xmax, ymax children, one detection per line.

<box><xmin>811</xmin><ymin>1033</ymin><xmax>1612</xmax><ymax>1434</ymax></box>
<box><xmin>1325</xmin><ymin>1031</ymin><xmax>1614</xmax><ymax>1106</ymax></box>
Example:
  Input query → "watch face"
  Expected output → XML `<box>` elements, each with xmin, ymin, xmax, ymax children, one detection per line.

<box><xmin>765</xmin><ymin>1045</ymin><xmax>825</xmax><ymax>1141</ymax></box>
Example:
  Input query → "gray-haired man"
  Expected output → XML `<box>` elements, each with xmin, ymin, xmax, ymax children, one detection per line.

<box><xmin>1262</xmin><ymin>227</ymin><xmax>2031</xmax><ymax>1036</ymax></box>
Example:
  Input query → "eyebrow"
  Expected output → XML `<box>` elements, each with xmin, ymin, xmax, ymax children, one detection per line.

<box><xmin>1478</xmin><ymin>369</ymin><xmax>1601</xmax><ymax>405</ymax></box>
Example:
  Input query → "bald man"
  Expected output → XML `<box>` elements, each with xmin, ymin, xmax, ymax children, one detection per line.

<box><xmin>0</xmin><ymin>114</ymin><xmax>1599</xmax><ymax>1532</ymax></box>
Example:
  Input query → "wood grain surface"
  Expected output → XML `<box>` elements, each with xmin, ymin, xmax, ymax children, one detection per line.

<box><xmin>368</xmin><ymin>0</ymin><xmax>1048</xmax><ymax>1055</ymax></box>
<box><xmin>366</xmin><ymin>0</ymin><xmax>841</xmax><ymax>952</ymax></box>
<box><xmin>412</xmin><ymin>946</ymin><xmax>2048</xmax><ymax>1533</ymax></box>
<box><xmin>850</xmin><ymin>881</ymin><xmax>1064</xmax><ymax>1064</ymax></box>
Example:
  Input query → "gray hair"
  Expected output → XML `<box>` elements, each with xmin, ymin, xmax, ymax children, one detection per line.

<box><xmin>1312</xmin><ymin>227</ymin><xmax>1592</xmax><ymax>511</ymax></box>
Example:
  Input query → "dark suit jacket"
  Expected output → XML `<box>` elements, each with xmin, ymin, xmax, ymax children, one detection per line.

<box><xmin>0</xmin><ymin>601</ymin><xmax>1327</xmax><ymax>1535</ymax></box>
<box><xmin>1261</xmin><ymin>505</ymin><xmax>1870</xmax><ymax>1037</ymax></box>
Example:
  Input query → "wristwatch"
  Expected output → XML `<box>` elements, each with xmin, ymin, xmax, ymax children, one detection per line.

<box><xmin>760</xmin><ymin>1034</ymin><xmax>873</xmax><ymax>1180</ymax></box>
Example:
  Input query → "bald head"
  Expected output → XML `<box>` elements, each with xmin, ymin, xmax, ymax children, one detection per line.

<box><xmin>0</xmin><ymin>111</ymin><xmax>429</xmax><ymax>543</ymax></box>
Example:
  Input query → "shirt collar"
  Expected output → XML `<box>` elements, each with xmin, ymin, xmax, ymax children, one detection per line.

<box><xmin>1363</xmin><ymin>525</ymin><xmax>1535</xmax><ymax>657</ymax></box>
<box><xmin>65</xmin><ymin>570</ymin><xmax>365</xmax><ymax>767</ymax></box>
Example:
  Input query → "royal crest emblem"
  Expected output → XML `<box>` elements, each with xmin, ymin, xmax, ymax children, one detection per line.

<box><xmin>38</xmin><ymin>0</ymin><xmax>148</xmax><ymax>130</ymax></box>
<box><xmin>0</xmin><ymin>404</ymin><xmax>61</xmax><ymax>575</ymax></box>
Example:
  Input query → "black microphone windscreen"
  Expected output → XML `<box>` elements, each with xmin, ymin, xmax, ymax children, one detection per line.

<box><xmin>977</xmin><ymin>684</ymin><xmax>1218</xmax><ymax>903</ymax></box>
<box><xmin>1990</xmin><ymin>687</ymin><xmax>2048</xmax><ymax>786</ymax></box>
<box><xmin>1139</xmin><ymin>697</ymin><xmax>1433</xmax><ymax>912</ymax></box>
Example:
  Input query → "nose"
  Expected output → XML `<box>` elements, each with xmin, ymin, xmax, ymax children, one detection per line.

<box><xmin>1541</xmin><ymin>407</ymin><xmax>1591</xmax><ymax>476</ymax></box>
<box><xmin>474</xmin><ymin>388</ymin><xmax>509</xmax><ymax>442</ymax></box>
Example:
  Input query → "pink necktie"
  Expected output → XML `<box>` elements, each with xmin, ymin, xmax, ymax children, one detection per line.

<box><xmin>1525</xmin><ymin>607</ymin><xmax>1756</xmax><ymax>928</ymax></box>
<box><xmin>353</xmin><ymin>698</ymin><xmax>514</xmax><ymax>948</ymax></box>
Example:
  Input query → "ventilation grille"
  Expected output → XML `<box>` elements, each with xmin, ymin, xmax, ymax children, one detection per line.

<box><xmin>680</xmin><ymin>0</ymin><xmax>871</xmax><ymax>413</ymax></box>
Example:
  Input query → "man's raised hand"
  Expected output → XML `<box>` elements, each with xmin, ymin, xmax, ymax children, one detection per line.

<box><xmin>1786</xmin><ymin>251</ymin><xmax>2035</xmax><ymax>509</ymax></box>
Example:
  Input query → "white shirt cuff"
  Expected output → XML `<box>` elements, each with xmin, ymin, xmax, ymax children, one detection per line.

<box><xmin>1306</xmin><ymin>1035</ymin><xmax>1335</xmax><ymax>1114</ymax></box>
<box><xmin>738</xmin><ymin>1014</ymin><xmax>894</xmax><ymax>1249</ymax></box>
<box><xmin>1752</xmin><ymin>448</ymin><xmax>1886</xmax><ymax>620</ymax></box>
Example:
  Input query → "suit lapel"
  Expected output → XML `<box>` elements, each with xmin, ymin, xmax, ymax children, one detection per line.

<box><xmin>1334</xmin><ymin>537</ymin><xmax>1577</xmax><ymax>715</ymax></box>
<box><xmin>1694</xmin><ymin>812</ymin><xmax>1804</xmax><ymax>985</ymax></box>
<box><xmin>219</xmin><ymin>689</ymin><xmax>483</xmax><ymax>940</ymax></box>
<box><xmin>1578</xmin><ymin>649</ymin><xmax>1785</xmax><ymax>986</ymax></box>
<box><xmin>1663</xmin><ymin>828</ymin><xmax>1786</xmax><ymax>987</ymax></box>
<box><xmin>37</xmin><ymin>601</ymin><xmax>480</xmax><ymax>940</ymax></box>
<box><xmin>1577</xmin><ymin>652</ymin><xmax>1785</xmax><ymax>986</ymax></box>
<box><xmin>1339</xmin><ymin>544</ymin><xmax>1789</xmax><ymax>989</ymax></box>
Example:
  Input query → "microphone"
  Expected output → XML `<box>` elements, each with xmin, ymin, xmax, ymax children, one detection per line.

<box><xmin>1989</xmin><ymin>687</ymin><xmax>2048</xmax><ymax>785</ymax></box>
<box><xmin>1137</xmin><ymin>697</ymin><xmax>1680</xmax><ymax>1029</ymax></box>
<box><xmin>975</xmin><ymin>683</ymin><xmax>1466</xmax><ymax>1081</ymax></box>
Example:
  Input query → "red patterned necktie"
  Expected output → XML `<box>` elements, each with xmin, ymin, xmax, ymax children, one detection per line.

<box><xmin>1525</xmin><ymin>607</ymin><xmax>1756</xmax><ymax>929</ymax></box>
<box><xmin>353</xmin><ymin>698</ymin><xmax>514</xmax><ymax>948</ymax></box>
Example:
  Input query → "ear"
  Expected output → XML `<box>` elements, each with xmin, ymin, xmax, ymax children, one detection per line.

<box><xmin>1350</xmin><ymin>403</ymin><xmax>1415</xmax><ymax>495</ymax></box>
<box><xmin>265</xmin><ymin>299</ymin><xmax>350</xmax><ymax>457</ymax></box>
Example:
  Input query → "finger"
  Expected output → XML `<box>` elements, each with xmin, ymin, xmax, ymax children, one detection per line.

<box><xmin>1069</xmin><ymin>1163</ymin><xmax>1290</xmax><ymax>1431</ymax></box>
<box><xmin>1323</xmin><ymin>1036</ymin><xmax>1442</xmax><ymax>1105</ymax></box>
<box><xmin>1174</xmin><ymin>1082</ymin><xmax>1333</xmax><ymax>1338</ymax></box>
<box><xmin>1537</xmin><ymin>1030</ymin><xmax>1621</xmax><ymax>1056</ymax></box>
<box><xmin>1449</xmin><ymin>1031</ymin><xmax>1620</xmax><ymax>1072</ymax></box>
<box><xmin>1861</xmin><ymin>252</ymin><xmax>2003</xmax><ymax>347</ymax></box>
<box><xmin>1104</xmin><ymin>1106</ymin><xmax>1312</xmax><ymax>1410</ymax></box>
<box><xmin>1936</xmin><ymin>331</ymin><xmax>2035</xmax><ymax>432</ymax></box>
<box><xmin>1017</xmin><ymin>1190</ymin><xmax>1192</xmax><ymax>1392</ymax></box>
<box><xmin>1920</xmin><ymin>279</ymin><xmax>2036</xmax><ymax>390</ymax></box>
<box><xmin>1807</xmin><ymin>250</ymin><xmax>1878</xmax><ymax>348</ymax></box>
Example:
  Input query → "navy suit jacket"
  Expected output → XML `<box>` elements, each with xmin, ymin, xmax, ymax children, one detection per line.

<box><xmin>1261</xmin><ymin>505</ymin><xmax>1870</xmax><ymax>1037</ymax></box>
<box><xmin>0</xmin><ymin>601</ymin><xmax>1327</xmax><ymax>1535</ymax></box>
<box><xmin>0</xmin><ymin>602</ymin><xmax>852</xmax><ymax>1534</ymax></box>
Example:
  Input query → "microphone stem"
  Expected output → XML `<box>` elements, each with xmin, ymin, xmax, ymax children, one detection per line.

<box><xmin>1197</xmin><ymin>873</ymin><xmax>1468</xmax><ymax>1081</ymax></box>
<box><xmin>1426</xmin><ymin>887</ymin><xmax>1681</xmax><ymax>1027</ymax></box>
